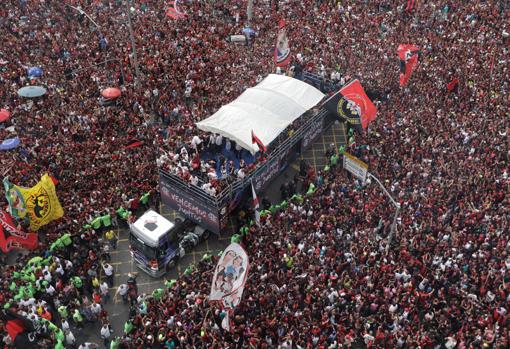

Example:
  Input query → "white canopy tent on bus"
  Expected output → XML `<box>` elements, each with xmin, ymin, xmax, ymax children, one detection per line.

<box><xmin>195</xmin><ymin>74</ymin><xmax>325</xmax><ymax>155</ymax></box>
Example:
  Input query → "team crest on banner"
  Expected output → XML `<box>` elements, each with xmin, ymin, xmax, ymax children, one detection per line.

<box><xmin>4</xmin><ymin>174</ymin><xmax>64</xmax><ymax>231</ymax></box>
<box><xmin>336</xmin><ymin>98</ymin><xmax>362</xmax><ymax>127</ymax></box>
<box><xmin>340</xmin><ymin>80</ymin><xmax>378</xmax><ymax>130</ymax></box>
<box><xmin>210</xmin><ymin>243</ymin><xmax>249</xmax><ymax>312</ymax></box>
<box><xmin>325</xmin><ymin>80</ymin><xmax>377</xmax><ymax>133</ymax></box>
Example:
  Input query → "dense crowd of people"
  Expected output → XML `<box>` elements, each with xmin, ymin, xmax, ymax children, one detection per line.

<box><xmin>0</xmin><ymin>0</ymin><xmax>509</xmax><ymax>348</ymax></box>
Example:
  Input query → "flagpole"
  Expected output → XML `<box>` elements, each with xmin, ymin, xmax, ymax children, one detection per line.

<box><xmin>319</xmin><ymin>89</ymin><xmax>342</xmax><ymax>107</ymax></box>
<box><xmin>247</xmin><ymin>0</ymin><xmax>254</xmax><ymax>26</ymax></box>
<box><xmin>368</xmin><ymin>173</ymin><xmax>400</xmax><ymax>253</ymax></box>
<box><xmin>66</xmin><ymin>4</ymin><xmax>100</xmax><ymax>28</ymax></box>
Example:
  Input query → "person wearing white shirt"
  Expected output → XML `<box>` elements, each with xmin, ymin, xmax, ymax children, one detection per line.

<box><xmin>191</xmin><ymin>135</ymin><xmax>202</xmax><ymax>151</ymax></box>
<box><xmin>100</xmin><ymin>323</ymin><xmax>111</xmax><ymax>347</ymax></box>
<box><xmin>61</xmin><ymin>319</ymin><xmax>70</xmax><ymax>332</ymax></box>
<box><xmin>99</xmin><ymin>281</ymin><xmax>110</xmax><ymax>304</ymax></box>
<box><xmin>55</xmin><ymin>263</ymin><xmax>64</xmax><ymax>276</ymax></box>
<box><xmin>45</xmin><ymin>284</ymin><xmax>56</xmax><ymax>296</ymax></box>
<box><xmin>115</xmin><ymin>284</ymin><xmax>128</xmax><ymax>304</ymax></box>
<box><xmin>90</xmin><ymin>302</ymin><xmax>101</xmax><ymax>319</ymax></box>
<box><xmin>43</xmin><ymin>271</ymin><xmax>52</xmax><ymax>283</ymax></box>
<box><xmin>215</xmin><ymin>134</ymin><xmax>223</xmax><ymax>152</ymax></box>
<box><xmin>102</xmin><ymin>263</ymin><xmax>114</xmax><ymax>287</ymax></box>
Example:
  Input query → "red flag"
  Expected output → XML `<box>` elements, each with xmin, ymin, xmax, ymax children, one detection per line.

<box><xmin>406</xmin><ymin>0</ymin><xmax>415</xmax><ymax>11</ymax></box>
<box><xmin>251</xmin><ymin>130</ymin><xmax>267</xmax><ymax>154</ymax></box>
<box><xmin>274</xmin><ymin>19</ymin><xmax>291</xmax><ymax>67</ymax></box>
<box><xmin>6</xmin><ymin>319</ymin><xmax>25</xmax><ymax>342</ymax></box>
<box><xmin>446</xmin><ymin>77</ymin><xmax>459</xmax><ymax>92</ymax></box>
<box><xmin>489</xmin><ymin>50</ymin><xmax>496</xmax><ymax>75</ymax></box>
<box><xmin>398</xmin><ymin>44</ymin><xmax>420</xmax><ymax>87</ymax></box>
<box><xmin>251</xmin><ymin>181</ymin><xmax>260</xmax><ymax>226</ymax></box>
<box><xmin>166</xmin><ymin>0</ymin><xmax>187</xmax><ymax>20</ymax></box>
<box><xmin>339</xmin><ymin>80</ymin><xmax>378</xmax><ymax>130</ymax></box>
<box><xmin>0</xmin><ymin>210</ymin><xmax>38</xmax><ymax>253</ymax></box>
<box><xmin>124</xmin><ymin>139</ymin><xmax>144</xmax><ymax>149</ymax></box>
<box><xmin>191</xmin><ymin>152</ymin><xmax>200</xmax><ymax>170</ymax></box>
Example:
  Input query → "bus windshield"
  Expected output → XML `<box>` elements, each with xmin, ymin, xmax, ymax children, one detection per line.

<box><xmin>130</xmin><ymin>234</ymin><xmax>157</xmax><ymax>259</ymax></box>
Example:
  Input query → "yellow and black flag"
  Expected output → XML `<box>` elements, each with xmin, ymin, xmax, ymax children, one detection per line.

<box><xmin>4</xmin><ymin>173</ymin><xmax>64</xmax><ymax>231</ymax></box>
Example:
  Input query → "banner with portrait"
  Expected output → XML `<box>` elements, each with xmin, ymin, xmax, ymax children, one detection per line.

<box><xmin>209</xmin><ymin>243</ymin><xmax>249</xmax><ymax>309</ymax></box>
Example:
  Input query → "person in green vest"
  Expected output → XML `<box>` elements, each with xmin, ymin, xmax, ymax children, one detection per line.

<box><xmin>260</xmin><ymin>209</ymin><xmax>271</xmax><ymax>217</ymax></box>
<box><xmin>338</xmin><ymin>145</ymin><xmax>346</xmax><ymax>155</ymax></box>
<box><xmin>54</xmin><ymin>328</ymin><xmax>64</xmax><ymax>343</ymax></box>
<box><xmin>101</xmin><ymin>214</ymin><xmax>112</xmax><ymax>228</ymax></box>
<box><xmin>284</xmin><ymin>255</ymin><xmax>294</xmax><ymax>269</ymax></box>
<box><xmin>330</xmin><ymin>153</ymin><xmax>339</xmax><ymax>167</ymax></box>
<box><xmin>50</xmin><ymin>238</ymin><xmax>65</xmax><ymax>252</ymax></box>
<box><xmin>140</xmin><ymin>192</ymin><xmax>151</xmax><ymax>207</ymax></box>
<box><xmin>239</xmin><ymin>226</ymin><xmax>249</xmax><ymax>237</ymax></box>
<box><xmin>72</xmin><ymin>309</ymin><xmax>84</xmax><ymax>328</ymax></box>
<box><xmin>58</xmin><ymin>305</ymin><xmax>68</xmax><ymax>319</ymax></box>
<box><xmin>201</xmin><ymin>253</ymin><xmax>212</xmax><ymax>262</ymax></box>
<box><xmin>152</xmin><ymin>288</ymin><xmax>164</xmax><ymax>301</ymax></box>
<box><xmin>307</xmin><ymin>182</ymin><xmax>316</xmax><ymax>195</ymax></box>
<box><xmin>72</xmin><ymin>276</ymin><xmax>83</xmax><ymax>295</ymax></box>
<box><xmin>91</xmin><ymin>216</ymin><xmax>102</xmax><ymax>232</ymax></box>
<box><xmin>291</xmin><ymin>194</ymin><xmax>304</xmax><ymax>204</ymax></box>
<box><xmin>61</xmin><ymin>233</ymin><xmax>72</xmax><ymax>246</ymax></box>
<box><xmin>231</xmin><ymin>234</ymin><xmax>241</xmax><ymax>244</ymax></box>
<box><xmin>348</xmin><ymin>135</ymin><xmax>355</xmax><ymax>147</ymax></box>
<box><xmin>110</xmin><ymin>336</ymin><xmax>121</xmax><ymax>349</ymax></box>
<box><xmin>116</xmin><ymin>207</ymin><xmax>130</xmax><ymax>220</ymax></box>
<box><xmin>165</xmin><ymin>279</ymin><xmax>177</xmax><ymax>289</ymax></box>
<box><xmin>124</xmin><ymin>319</ymin><xmax>134</xmax><ymax>334</ymax></box>
<box><xmin>183</xmin><ymin>264</ymin><xmax>194</xmax><ymax>276</ymax></box>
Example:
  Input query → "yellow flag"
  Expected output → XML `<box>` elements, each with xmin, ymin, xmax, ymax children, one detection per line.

<box><xmin>5</xmin><ymin>174</ymin><xmax>64</xmax><ymax>231</ymax></box>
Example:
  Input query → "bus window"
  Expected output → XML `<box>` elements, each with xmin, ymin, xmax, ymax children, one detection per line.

<box><xmin>130</xmin><ymin>234</ymin><xmax>157</xmax><ymax>259</ymax></box>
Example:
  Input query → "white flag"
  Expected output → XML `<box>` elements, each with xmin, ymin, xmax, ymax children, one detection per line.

<box><xmin>251</xmin><ymin>181</ymin><xmax>260</xmax><ymax>226</ymax></box>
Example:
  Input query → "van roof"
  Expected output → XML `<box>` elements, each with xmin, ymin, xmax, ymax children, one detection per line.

<box><xmin>131</xmin><ymin>209</ymin><xmax>174</xmax><ymax>247</ymax></box>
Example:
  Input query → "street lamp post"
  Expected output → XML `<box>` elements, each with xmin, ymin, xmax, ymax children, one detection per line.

<box><xmin>247</xmin><ymin>0</ymin><xmax>254</xmax><ymax>26</ymax></box>
<box><xmin>125</xmin><ymin>0</ymin><xmax>141</xmax><ymax>86</ymax></box>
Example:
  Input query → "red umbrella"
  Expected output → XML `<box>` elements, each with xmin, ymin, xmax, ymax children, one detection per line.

<box><xmin>101</xmin><ymin>87</ymin><xmax>121</xmax><ymax>99</ymax></box>
<box><xmin>0</xmin><ymin>109</ymin><xmax>11</xmax><ymax>122</ymax></box>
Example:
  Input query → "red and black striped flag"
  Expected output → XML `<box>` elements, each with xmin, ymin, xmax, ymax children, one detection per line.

<box><xmin>398</xmin><ymin>44</ymin><xmax>420</xmax><ymax>87</ymax></box>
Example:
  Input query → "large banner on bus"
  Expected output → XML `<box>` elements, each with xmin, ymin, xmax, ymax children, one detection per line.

<box><xmin>159</xmin><ymin>173</ymin><xmax>220</xmax><ymax>233</ymax></box>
